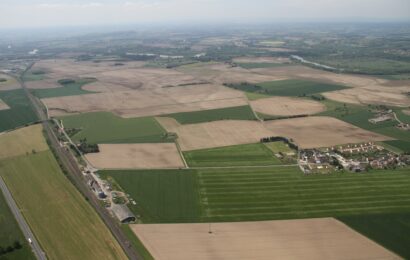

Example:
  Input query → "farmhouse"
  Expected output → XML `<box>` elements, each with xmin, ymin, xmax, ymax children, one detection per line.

<box><xmin>111</xmin><ymin>204</ymin><xmax>136</xmax><ymax>223</ymax></box>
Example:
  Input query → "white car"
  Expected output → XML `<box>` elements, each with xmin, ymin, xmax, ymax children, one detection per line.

<box><xmin>28</xmin><ymin>238</ymin><xmax>32</xmax><ymax>244</ymax></box>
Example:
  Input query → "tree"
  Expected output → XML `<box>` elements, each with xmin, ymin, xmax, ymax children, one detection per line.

<box><xmin>13</xmin><ymin>240</ymin><xmax>22</xmax><ymax>249</ymax></box>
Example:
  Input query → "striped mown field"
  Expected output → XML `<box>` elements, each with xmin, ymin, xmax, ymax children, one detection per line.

<box><xmin>198</xmin><ymin>167</ymin><xmax>410</xmax><ymax>222</ymax></box>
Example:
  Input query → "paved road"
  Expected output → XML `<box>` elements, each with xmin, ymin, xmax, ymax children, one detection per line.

<box><xmin>0</xmin><ymin>177</ymin><xmax>47</xmax><ymax>260</ymax></box>
<box><xmin>16</xmin><ymin>65</ymin><xmax>141</xmax><ymax>260</ymax></box>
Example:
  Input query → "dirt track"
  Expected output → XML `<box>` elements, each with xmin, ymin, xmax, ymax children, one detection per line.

<box><xmin>131</xmin><ymin>218</ymin><xmax>399</xmax><ymax>260</ymax></box>
<box><xmin>85</xmin><ymin>143</ymin><xmax>185</xmax><ymax>169</ymax></box>
<box><xmin>250</xmin><ymin>97</ymin><xmax>325</xmax><ymax>116</ymax></box>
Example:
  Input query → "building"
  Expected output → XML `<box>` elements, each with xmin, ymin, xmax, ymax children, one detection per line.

<box><xmin>111</xmin><ymin>204</ymin><xmax>136</xmax><ymax>223</ymax></box>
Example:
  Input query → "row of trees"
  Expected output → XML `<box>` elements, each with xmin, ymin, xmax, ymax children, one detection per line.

<box><xmin>260</xmin><ymin>136</ymin><xmax>299</xmax><ymax>150</ymax></box>
<box><xmin>0</xmin><ymin>241</ymin><xmax>22</xmax><ymax>256</ymax></box>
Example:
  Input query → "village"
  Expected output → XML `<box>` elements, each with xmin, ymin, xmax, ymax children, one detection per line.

<box><xmin>299</xmin><ymin>142</ymin><xmax>410</xmax><ymax>174</ymax></box>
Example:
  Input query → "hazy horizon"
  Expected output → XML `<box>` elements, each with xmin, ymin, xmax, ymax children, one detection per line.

<box><xmin>1</xmin><ymin>0</ymin><xmax>409</xmax><ymax>29</ymax></box>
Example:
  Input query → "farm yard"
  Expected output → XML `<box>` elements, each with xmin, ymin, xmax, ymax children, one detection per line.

<box><xmin>131</xmin><ymin>218</ymin><xmax>399</xmax><ymax>260</ymax></box>
<box><xmin>0</xmin><ymin>125</ymin><xmax>127</xmax><ymax>260</ymax></box>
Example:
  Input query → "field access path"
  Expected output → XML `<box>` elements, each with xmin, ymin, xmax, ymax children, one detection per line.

<box><xmin>0</xmin><ymin>177</ymin><xmax>46</xmax><ymax>260</ymax></box>
<box><xmin>16</xmin><ymin>64</ymin><xmax>142</xmax><ymax>260</ymax></box>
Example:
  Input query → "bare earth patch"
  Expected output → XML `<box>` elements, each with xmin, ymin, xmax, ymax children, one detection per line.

<box><xmin>403</xmin><ymin>109</ymin><xmax>410</xmax><ymax>116</ymax></box>
<box><xmin>264</xmin><ymin>116</ymin><xmax>391</xmax><ymax>149</ymax></box>
<box><xmin>131</xmin><ymin>218</ymin><xmax>399</xmax><ymax>260</ymax></box>
<box><xmin>156</xmin><ymin>118</ymin><xmax>274</xmax><ymax>151</ymax></box>
<box><xmin>43</xmin><ymin>84</ymin><xmax>247</xmax><ymax>118</ymax></box>
<box><xmin>85</xmin><ymin>143</ymin><xmax>184</xmax><ymax>169</ymax></box>
<box><xmin>0</xmin><ymin>99</ymin><xmax>10</xmax><ymax>110</ymax></box>
<box><xmin>250</xmin><ymin>97</ymin><xmax>325</xmax><ymax>116</ymax></box>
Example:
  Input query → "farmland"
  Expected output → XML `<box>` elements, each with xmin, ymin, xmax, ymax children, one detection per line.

<box><xmin>32</xmin><ymin>78</ymin><xmax>97</xmax><ymax>98</ymax></box>
<box><xmin>0</xmin><ymin>151</ymin><xmax>127</xmax><ymax>260</ymax></box>
<box><xmin>183</xmin><ymin>143</ymin><xmax>283</xmax><ymax>167</ymax></box>
<box><xmin>99</xmin><ymin>169</ymin><xmax>200</xmax><ymax>223</ymax></box>
<box><xmin>0</xmin><ymin>191</ymin><xmax>35</xmax><ymax>260</ymax></box>
<box><xmin>339</xmin><ymin>213</ymin><xmax>410</xmax><ymax>259</ymax></box>
<box><xmin>226</xmin><ymin>79</ymin><xmax>348</xmax><ymax>97</ymax></box>
<box><xmin>162</xmin><ymin>105</ymin><xmax>256</xmax><ymax>124</ymax></box>
<box><xmin>60</xmin><ymin>112</ymin><xmax>171</xmax><ymax>144</ymax></box>
<box><xmin>132</xmin><ymin>218</ymin><xmax>398</xmax><ymax>260</ymax></box>
<box><xmin>0</xmin><ymin>89</ymin><xmax>38</xmax><ymax>132</ymax></box>
<box><xmin>318</xmin><ymin>100</ymin><xmax>410</xmax><ymax>146</ymax></box>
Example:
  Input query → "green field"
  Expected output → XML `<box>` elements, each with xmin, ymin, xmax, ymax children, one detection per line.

<box><xmin>32</xmin><ymin>78</ymin><xmax>97</xmax><ymax>98</ymax></box>
<box><xmin>383</xmin><ymin>140</ymin><xmax>410</xmax><ymax>153</ymax></box>
<box><xmin>264</xmin><ymin>141</ymin><xmax>294</xmax><ymax>153</ymax></box>
<box><xmin>244</xmin><ymin>92</ymin><xmax>271</xmax><ymax>100</ymax></box>
<box><xmin>0</xmin><ymin>191</ymin><xmax>35</xmax><ymax>260</ymax></box>
<box><xmin>183</xmin><ymin>143</ymin><xmax>283</xmax><ymax>167</ymax></box>
<box><xmin>60</xmin><ymin>112</ymin><xmax>171</xmax><ymax>144</ymax></box>
<box><xmin>0</xmin><ymin>89</ymin><xmax>38</xmax><ymax>132</ymax></box>
<box><xmin>318</xmin><ymin>100</ymin><xmax>410</xmax><ymax>145</ymax></box>
<box><xmin>22</xmin><ymin>70</ymin><xmax>46</xmax><ymax>81</ymax></box>
<box><xmin>227</xmin><ymin>79</ymin><xmax>348</xmax><ymax>97</ymax></box>
<box><xmin>99</xmin><ymin>169</ymin><xmax>200</xmax><ymax>223</ymax></box>
<box><xmin>339</xmin><ymin>213</ymin><xmax>410</xmax><ymax>259</ymax></box>
<box><xmin>102</xmin><ymin>166</ymin><xmax>410</xmax><ymax>258</ymax></box>
<box><xmin>162</xmin><ymin>105</ymin><xmax>256</xmax><ymax>124</ymax></box>
<box><xmin>199</xmin><ymin>167</ymin><xmax>410</xmax><ymax>222</ymax></box>
<box><xmin>0</xmin><ymin>151</ymin><xmax>127</xmax><ymax>260</ymax></box>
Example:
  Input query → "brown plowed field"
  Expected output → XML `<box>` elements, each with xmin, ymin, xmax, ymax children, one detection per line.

<box><xmin>131</xmin><ymin>218</ymin><xmax>399</xmax><ymax>260</ymax></box>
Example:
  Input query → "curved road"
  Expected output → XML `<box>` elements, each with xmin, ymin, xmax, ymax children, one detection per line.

<box><xmin>0</xmin><ymin>177</ymin><xmax>47</xmax><ymax>260</ymax></box>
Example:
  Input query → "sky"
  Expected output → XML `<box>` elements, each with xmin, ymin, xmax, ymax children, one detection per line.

<box><xmin>0</xmin><ymin>0</ymin><xmax>409</xmax><ymax>29</ymax></box>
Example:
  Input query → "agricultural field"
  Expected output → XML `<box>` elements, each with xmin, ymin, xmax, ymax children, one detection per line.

<box><xmin>162</xmin><ymin>105</ymin><xmax>256</xmax><ymax>124</ymax></box>
<box><xmin>339</xmin><ymin>213</ymin><xmax>410</xmax><ymax>259</ymax></box>
<box><xmin>99</xmin><ymin>169</ymin><xmax>200</xmax><ymax>223</ymax></box>
<box><xmin>0</xmin><ymin>125</ymin><xmax>127</xmax><ymax>260</ymax></box>
<box><xmin>318</xmin><ymin>100</ymin><xmax>410</xmax><ymax>145</ymax></box>
<box><xmin>22</xmin><ymin>70</ymin><xmax>46</xmax><ymax>81</ymax></box>
<box><xmin>0</xmin><ymin>124</ymin><xmax>48</xmax><ymax>160</ymax></box>
<box><xmin>0</xmin><ymin>192</ymin><xmax>35</xmax><ymax>260</ymax></box>
<box><xmin>250</xmin><ymin>96</ymin><xmax>325</xmax><ymax>116</ymax></box>
<box><xmin>226</xmin><ymin>79</ymin><xmax>348</xmax><ymax>97</ymax></box>
<box><xmin>60</xmin><ymin>112</ymin><xmax>171</xmax><ymax>144</ymax></box>
<box><xmin>0</xmin><ymin>98</ymin><xmax>9</xmax><ymax>110</ymax></box>
<box><xmin>0</xmin><ymin>89</ymin><xmax>38</xmax><ymax>132</ymax></box>
<box><xmin>157</xmin><ymin>118</ymin><xmax>274</xmax><ymax>151</ymax></box>
<box><xmin>132</xmin><ymin>218</ymin><xmax>398</xmax><ymax>260</ymax></box>
<box><xmin>263</xmin><ymin>116</ymin><xmax>390</xmax><ymax>149</ymax></box>
<box><xmin>86</xmin><ymin>143</ymin><xmax>185</xmax><ymax>169</ymax></box>
<box><xmin>42</xmin><ymin>83</ymin><xmax>247</xmax><ymax>118</ymax></box>
<box><xmin>32</xmin><ymin>78</ymin><xmax>97</xmax><ymax>98</ymax></box>
<box><xmin>0</xmin><ymin>74</ymin><xmax>20</xmax><ymax>91</ymax></box>
<box><xmin>0</xmin><ymin>151</ymin><xmax>127</xmax><ymax>260</ymax></box>
<box><xmin>183</xmin><ymin>143</ymin><xmax>283</xmax><ymax>167</ymax></box>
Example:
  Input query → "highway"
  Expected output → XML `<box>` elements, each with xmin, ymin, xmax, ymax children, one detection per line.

<box><xmin>15</xmin><ymin>65</ymin><xmax>142</xmax><ymax>260</ymax></box>
<box><xmin>0</xmin><ymin>177</ymin><xmax>47</xmax><ymax>260</ymax></box>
